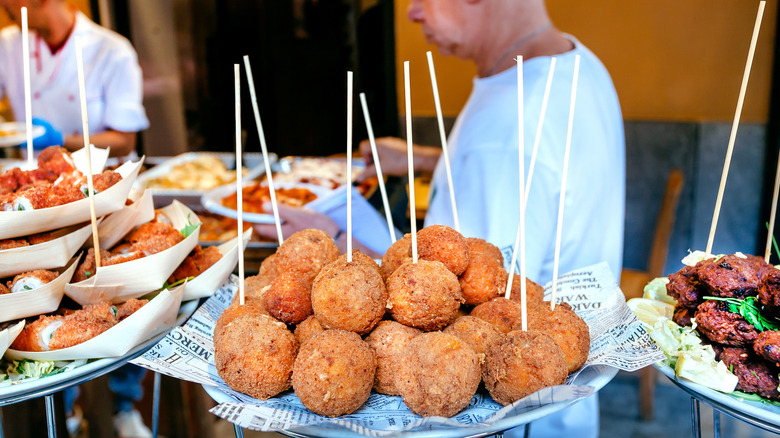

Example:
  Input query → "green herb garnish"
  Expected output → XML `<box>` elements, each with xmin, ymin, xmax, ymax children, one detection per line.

<box><xmin>704</xmin><ymin>296</ymin><xmax>780</xmax><ymax>331</ymax></box>
<box><xmin>180</xmin><ymin>214</ymin><xmax>200</xmax><ymax>238</ymax></box>
<box><xmin>160</xmin><ymin>276</ymin><xmax>193</xmax><ymax>290</ymax></box>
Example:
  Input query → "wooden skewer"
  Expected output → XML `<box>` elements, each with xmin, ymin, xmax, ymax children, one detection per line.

<box><xmin>550</xmin><ymin>55</ymin><xmax>581</xmax><ymax>311</ymax></box>
<box><xmin>426</xmin><ymin>51</ymin><xmax>459</xmax><ymax>232</ymax></box>
<box><xmin>243</xmin><ymin>55</ymin><xmax>283</xmax><ymax>245</ymax></box>
<box><xmin>359</xmin><ymin>92</ymin><xmax>396</xmax><ymax>243</ymax></box>
<box><xmin>506</xmin><ymin>56</ymin><xmax>556</xmax><ymax>302</ymax></box>
<box><xmin>706</xmin><ymin>0</ymin><xmax>766</xmax><ymax>256</ymax></box>
<box><xmin>75</xmin><ymin>36</ymin><xmax>101</xmax><ymax>269</ymax></box>
<box><xmin>234</xmin><ymin>64</ymin><xmax>246</xmax><ymax>305</ymax></box>
<box><xmin>404</xmin><ymin>61</ymin><xmax>418</xmax><ymax>263</ymax></box>
<box><xmin>346</xmin><ymin>71</ymin><xmax>354</xmax><ymax>262</ymax></box>
<box><xmin>21</xmin><ymin>7</ymin><xmax>33</xmax><ymax>168</ymax></box>
<box><xmin>765</xmin><ymin>149</ymin><xmax>780</xmax><ymax>263</ymax></box>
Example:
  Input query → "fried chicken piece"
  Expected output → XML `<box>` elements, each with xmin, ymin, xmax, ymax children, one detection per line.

<box><xmin>116</xmin><ymin>299</ymin><xmax>148</xmax><ymax>320</ymax></box>
<box><xmin>73</xmin><ymin>247</ymin><xmax>111</xmax><ymax>282</ymax></box>
<box><xmin>673</xmin><ymin>303</ymin><xmax>695</xmax><ymax>327</ymax></box>
<box><xmin>126</xmin><ymin>222</ymin><xmax>184</xmax><ymax>256</ymax></box>
<box><xmin>27</xmin><ymin>232</ymin><xmax>54</xmax><ymax>245</ymax></box>
<box><xmin>695</xmin><ymin>300</ymin><xmax>759</xmax><ymax>346</ymax></box>
<box><xmin>37</xmin><ymin>146</ymin><xmax>77</xmax><ymax>176</ymax></box>
<box><xmin>365</xmin><ymin>320</ymin><xmax>421</xmax><ymax>395</ymax></box>
<box><xmin>753</xmin><ymin>330</ymin><xmax>780</xmax><ymax>364</ymax></box>
<box><xmin>666</xmin><ymin>264</ymin><xmax>704</xmax><ymax>309</ymax></box>
<box><xmin>0</xmin><ymin>283</ymin><xmax>9</xmax><ymax>295</ymax></box>
<box><xmin>11</xmin><ymin>315</ymin><xmax>65</xmax><ymax>351</ymax></box>
<box><xmin>91</xmin><ymin>170</ymin><xmax>122</xmax><ymax>192</ymax></box>
<box><xmin>7</xmin><ymin>270</ymin><xmax>59</xmax><ymax>293</ymax></box>
<box><xmin>168</xmin><ymin>245</ymin><xmax>223</xmax><ymax>284</ymax></box>
<box><xmin>47</xmin><ymin>302</ymin><xmax>118</xmax><ymax>350</ymax></box>
<box><xmin>0</xmin><ymin>238</ymin><xmax>29</xmax><ymax>250</ymax></box>
<box><xmin>719</xmin><ymin>347</ymin><xmax>780</xmax><ymax>400</ymax></box>
<box><xmin>417</xmin><ymin>225</ymin><xmax>470</xmax><ymax>276</ymax></box>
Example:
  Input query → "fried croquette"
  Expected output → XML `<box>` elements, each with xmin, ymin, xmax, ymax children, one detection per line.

<box><xmin>252</xmin><ymin>253</ymin><xmax>280</xmax><ymax>290</ymax></box>
<box><xmin>215</xmin><ymin>313</ymin><xmax>297</xmax><ymax>400</ymax></box>
<box><xmin>465</xmin><ymin>237</ymin><xmax>503</xmax><ymax>265</ymax></box>
<box><xmin>292</xmin><ymin>329</ymin><xmax>376</xmax><ymax>417</ymax></box>
<box><xmin>274</xmin><ymin>229</ymin><xmax>340</xmax><ymax>283</ymax></box>
<box><xmin>233</xmin><ymin>274</ymin><xmax>272</xmax><ymax>305</ymax></box>
<box><xmin>11</xmin><ymin>315</ymin><xmax>65</xmax><ymax>351</ymax></box>
<box><xmin>7</xmin><ymin>269</ymin><xmax>59</xmax><ymax>293</ymax></box>
<box><xmin>525</xmin><ymin>304</ymin><xmax>590</xmax><ymax>373</ymax></box>
<box><xmin>443</xmin><ymin>315</ymin><xmax>503</xmax><ymax>366</ymax></box>
<box><xmin>507</xmin><ymin>275</ymin><xmax>546</xmax><ymax>307</ymax></box>
<box><xmin>483</xmin><ymin>330</ymin><xmax>568</xmax><ymax>405</ymax></box>
<box><xmin>394</xmin><ymin>332</ymin><xmax>481</xmax><ymax>417</ymax></box>
<box><xmin>126</xmin><ymin>221</ymin><xmax>185</xmax><ymax>256</ymax></box>
<box><xmin>380</xmin><ymin>234</ymin><xmax>411</xmax><ymax>280</ymax></box>
<box><xmin>386</xmin><ymin>259</ymin><xmax>463</xmax><ymax>331</ymax></box>
<box><xmin>215</xmin><ymin>297</ymin><xmax>269</xmax><ymax>335</ymax></box>
<box><xmin>416</xmin><ymin>225</ymin><xmax>470</xmax><ymax>276</ymax></box>
<box><xmin>263</xmin><ymin>271</ymin><xmax>313</xmax><ymax>325</ymax></box>
<box><xmin>115</xmin><ymin>298</ymin><xmax>149</xmax><ymax>320</ymax></box>
<box><xmin>293</xmin><ymin>315</ymin><xmax>325</xmax><ymax>346</ymax></box>
<box><xmin>459</xmin><ymin>249</ymin><xmax>508</xmax><ymax>305</ymax></box>
<box><xmin>365</xmin><ymin>320</ymin><xmax>421</xmax><ymax>395</ymax></box>
<box><xmin>471</xmin><ymin>297</ymin><xmax>524</xmax><ymax>333</ymax></box>
<box><xmin>168</xmin><ymin>245</ymin><xmax>223</xmax><ymax>284</ymax></box>
<box><xmin>12</xmin><ymin>302</ymin><xmax>120</xmax><ymax>351</ymax></box>
<box><xmin>311</xmin><ymin>252</ymin><xmax>387</xmax><ymax>335</ymax></box>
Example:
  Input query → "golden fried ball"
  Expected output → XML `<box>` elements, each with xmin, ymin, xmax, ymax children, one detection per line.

<box><xmin>274</xmin><ymin>228</ymin><xmax>340</xmax><ymax>283</ymax></box>
<box><xmin>482</xmin><ymin>330</ymin><xmax>567</xmax><ymax>406</ymax></box>
<box><xmin>394</xmin><ymin>332</ymin><xmax>481</xmax><ymax>417</ymax></box>
<box><xmin>470</xmin><ymin>297</ymin><xmax>524</xmax><ymax>333</ymax></box>
<box><xmin>292</xmin><ymin>329</ymin><xmax>376</xmax><ymax>417</ymax></box>
<box><xmin>365</xmin><ymin>320</ymin><xmax>422</xmax><ymax>395</ymax></box>
<box><xmin>465</xmin><ymin>237</ymin><xmax>503</xmax><ymax>265</ymax></box>
<box><xmin>459</xmin><ymin>250</ymin><xmax>508</xmax><ymax>305</ymax></box>
<box><xmin>417</xmin><ymin>225</ymin><xmax>470</xmax><ymax>276</ymax></box>
<box><xmin>507</xmin><ymin>274</ymin><xmax>546</xmax><ymax>308</ymax></box>
<box><xmin>387</xmin><ymin>259</ymin><xmax>464</xmax><ymax>331</ymax></box>
<box><xmin>294</xmin><ymin>315</ymin><xmax>325</xmax><ymax>346</ymax></box>
<box><xmin>380</xmin><ymin>234</ymin><xmax>411</xmax><ymax>280</ymax></box>
<box><xmin>263</xmin><ymin>271</ymin><xmax>313</xmax><ymax>325</ymax></box>
<box><xmin>215</xmin><ymin>314</ymin><xmax>297</xmax><ymax>400</ymax></box>
<box><xmin>311</xmin><ymin>253</ymin><xmax>388</xmax><ymax>335</ymax></box>
<box><xmin>525</xmin><ymin>303</ymin><xmax>590</xmax><ymax>373</ymax></box>
<box><xmin>233</xmin><ymin>274</ymin><xmax>271</xmax><ymax>305</ymax></box>
<box><xmin>215</xmin><ymin>297</ymin><xmax>268</xmax><ymax>335</ymax></box>
<box><xmin>443</xmin><ymin>315</ymin><xmax>503</xmax><ymax>366</ymax></box>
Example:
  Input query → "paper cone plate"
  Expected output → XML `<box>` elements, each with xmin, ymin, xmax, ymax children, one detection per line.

<box><xmin>98</xmin><ymin>188</ymin><xmax>155</xmax><ymax>250</ymax></box>
<box><xmin>182</xmin><ymin>228</ymin><xmax>251</xmax><ymax>301</ymax></box>
<box><xmin>0</xmin><ymin>222</ymin><xmax>95</xmax><ymax>278</ymax></box>
<box><xmin>0</xmin><ymin>159</ymin><xmax>144</xmax><ymax>239</ymax></box>
<box><xmin>5</xmin><ymin>285</ymin><xmax>185</xmax><ymax>361</ymax></box>
<box><xmin>0</xmin><ymin>321</ymin><xmax>25</xmax><ymax>358</ymax></box>
<box><xmin>64</xmin><ymin>201</ymin><xmax>201</xmax><ymax>305</ymax></box>
<box><xmin>0</xmin><ymin>257</ymin><xmax>79</xmax><ymax>323</ymax></box>
<box><xmin>70</xmin><ymin>144</ymin><xmax>110</xmax><ymax>175</ymax></box>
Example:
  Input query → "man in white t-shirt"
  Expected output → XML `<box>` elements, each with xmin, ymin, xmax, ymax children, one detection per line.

<box><xmin>0</xmin><ymin>0</ymin><xmax>148</xmax><ymax>157</ymax></box>
<box><xmin>357</xmin><ymin>0</ymin><xmax>625</xmax><ymax>437</ymax></box>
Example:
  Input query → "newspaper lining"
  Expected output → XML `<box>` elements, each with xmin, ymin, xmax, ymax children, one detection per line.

<box><xmin>132</xmin><ymin>262</ymin><xmax>665</xmax><ymax>435</ymax></box>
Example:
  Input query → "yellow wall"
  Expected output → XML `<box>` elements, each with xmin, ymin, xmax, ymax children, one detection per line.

<box><xmin>395</xmin><ymin>0</ymin><xmax>777</xmax><ymax>123</ymax></box>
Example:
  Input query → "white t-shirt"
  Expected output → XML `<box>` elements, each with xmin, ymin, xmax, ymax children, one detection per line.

<box><xmin>0</xmin><ymin>11</ymin><xmax>149</xmax><ymax>137</ymax></box>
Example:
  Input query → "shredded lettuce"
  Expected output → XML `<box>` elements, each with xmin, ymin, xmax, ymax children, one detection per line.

<box><xmin>0</xmin><ymin>358</ymin><xmax>89</xmax><ymax>386</ymax></box>
<box><xmin>643</xmin><ymin>277</ymin><xmax>675</xmax><ymax>305</ymax></box>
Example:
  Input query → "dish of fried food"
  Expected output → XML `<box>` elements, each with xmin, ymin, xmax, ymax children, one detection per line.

<box><xmin>221</xmin><ymin>183</ymin><xmax>317</xmax><ymax>214</ymax></box>
<box><xmin>525</xmin><ymin>302</ymin><xmax>590</xmax><ymax>373</ymax></box>
<box><xmin>274</xmin><ymin>229</ymin><xmax>340</xmax><ymax>283</ymax></box>
<box><xmin>214</xmin><ymin>313</ymin><xmax>297</xmax><ymax>401</ymax></box>
<box><xmin>387</xmin><ymin>259</ymin><xmax>463</xmax><ymax>331</ymax></box>
<box><xmin>292</xmin><ymin>329</ymin><xmax>376</xmax><ymax>417</ymax></box>
<box><xmin>142</xmin><ymin>155</ymin><xmax>242</xmax><ymax>191</ymax></box>
<box><xmin>365</xmin><ymin>320</ymin><xmax>421</xmax><ymax>396</ymax></box>
<box><xmin>394</xmin><ymin>331</ymin><xmax>481</xmax><ymax>417</ymax></box>
<box><xmin>483</xmin><ymin>330</ymin><xmax>567</xmax><ymax>406</ymax></box>
<box><xmin>416</xmin><ymin>225</ymin><xmax>470</xmax><ymax>276</ymax></box>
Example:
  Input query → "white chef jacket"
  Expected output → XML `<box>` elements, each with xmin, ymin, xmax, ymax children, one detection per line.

<box><xmin>425</xmin><ymin>36</ymin><xmax>625</xmax><ymax>438</ymax></box>
<box><xmin>0</xmin><ymin>11</ymin><xmax>149</xmax><ymax>138</ymax></box>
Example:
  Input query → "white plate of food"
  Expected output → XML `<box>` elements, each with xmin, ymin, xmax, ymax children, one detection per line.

<box><xmin>0</xmin><ymin>122</ymin><xmax>44</xmax><ymax>148</ymax></box>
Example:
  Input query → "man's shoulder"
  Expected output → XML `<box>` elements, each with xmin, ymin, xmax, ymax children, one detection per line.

<box><xmin>76</xmin><ymin>13</ymin><xmax>137</xmax><ymax>57</ymax></box>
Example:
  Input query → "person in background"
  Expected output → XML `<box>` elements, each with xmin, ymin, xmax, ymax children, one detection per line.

<box><xmin>0</xmin><ymin>0</ymin><xmax>148</xmax><ymax>158</ymax></box>
<box><xmin>0</xmin><ymin>1</ymin><xmax>151</xmax><ymax>437</ymax></box>
<box><xmin>356</xmin><ymin>0</ymin><xmax>625</xmax><ymax>437</ymax></box>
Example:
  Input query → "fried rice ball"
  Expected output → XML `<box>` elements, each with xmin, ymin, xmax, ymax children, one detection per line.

<box><xmin>524</xmin><ymin>303</ymin><xmax>590</xmax><ymax>373</ymax></box>
<box><xmin>507</xmin><ymin>275</ymin><xmax>546</xmax><ymax>308</ymax></box>
<box><xmin>215</xmin><ymin>297</ymin><xmax>269</xmax><ymax>335</ymax></box>
<box><xmin>465</xmin><ymin>237</ymin><xmax>503</xmax><ymax>265</ymax></box>
<box><xmin>483</xmin><ymin>330</ymin><xmax>568</xmax><ymax>405</ymax></box>
<box><xmin>263</xmin><ymin>271</ymin><xmax>313</xmax><ymax>325</ymax></box>
<box><xmin>311</xmin><ymin>252</ymin><xmax>387</xmax><ymax>335</ymax></box>
<box><xmin>394</xmin><ymin>332</ymin><xmax>481</xmax><ymax>417</ymax></box>
<box><xmin>274</xmin><ymin>229</ymin><xmax>340</xmax><ymax>283</ymax></box>
<box><xmin>292</xmin><ymin>329</ymin><xmax>376</xmax><ymax>417</ymax></box>
<box><xmin>470</xmin><ymin>297</ymin><xmax>524</xmax><ymax>333</ymax></box>
<box><xmin>387</xmin><ymin>259</ymin><xmax>464</xmax><ymax>331</ymax></box>
<box><xmin>294</xmin><ymin>315</ymin><xmax>325</xmax><ymax>346</ymax></box>
<box><xmin>443</xmin><ymin>315</ymin><xmax>503</xmax><ymax>367</ymax></box>
<box><xmin>380</xmin><ymin>234</ymin><xmax>411</xmax><ymax>280</ymax></box>
<box><xmin>215</xmin><ymin>313</ymin><xmax>297</xmax><ymax>401</ymax></box>
<box><xmin>459</xmin><ymin>249</ymin><xmax>508</xmax><ymax>306</ymax></box>
<box><xmin>233</xmin><ymin>274</ymin><xmax>272</xmax><ymax>305</ymax></box>
<box><xmin>417</xmin><ymin>225</ymin><xmax>470</xmax><ymax>276</ymax></box>
<box><xmin>365</xmin><ymin>320</ymin><xmax>422</xmax><ymax>395</ymax></box>
<box><xmin>255</xmin><ymin>253</ymin><xmax>280</xmax><ymax>288</ymax></box>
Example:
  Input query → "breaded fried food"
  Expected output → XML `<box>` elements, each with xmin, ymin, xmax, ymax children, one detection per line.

<box><xmin>27</xmin><ymin>232</ymin><xmax>54</xmax><ymax>245</ymax></box>
<box><xmin>387</xmin><ymin>259</ymin><xmax>463</xmax><ymax>331</ymax></box>
<box><xmin>292</xmin><ymin>329</ymin><xmax>376</xmax><ymax>417</ymax></box>
<box><xmin>215</xmin><ymin>313</ymin><xmax>297</xmax><ymax>400</ymax></box>
<box><xmin>274</xmin><ymin>229</ymin><xmax>340</xmax><ymax>283</ymax></box>
<box><xmin>673</xmin><ymin>303</ymin><xmax>694</xmax><ymax>327</ymax></box>
<box><xmin>232</xmin><ymin>274</ymin><xmax>272</xmax><ymax>305</ymax></box>
<box><xmin>311</xmin><ymin>252</ymin><xmax>387</xmax><ymax>334</ymax></box>
<box><xmin>215</xmin><ymin>297</ymin><xmax>269</xmax><ymax>335</ymax></box>
<box><xmin>459</xmin><ymin>248</ymin><xmax>508</xmax><ymax>305</ymax></box>
<box><xmin>695</xmin><ymin>300</ymin><xmax>758</xmax><ymax>346</ymax></box>
<box><xmin>758</xmin><ymin>268</ymin><xmax>780</xmax><ymax>316</ymax></box>
<box><xmin>471</xmin><ymin>297</ymin><xmax>524</xmax><ymax>333</ymax></box>
<box><xmin>365</xmin><ymin>320</ymin><xmax>421</xmax><ymax>395</ymax></box>
<box><xmin>48</xmin><ymin>302</ymin><xmax>118</xmax><ymax>350</ymax></box>
<box><xmin>394</xmin><ymin>332</ymin><xmax>480</xmax><ymax>417</ymax></box>
<box><xmin>7</xmin><ymin>270</ymin><xmax>59</xmax><ymax>293</ymax></box>
<box><xmin>417</xmin><ymin>225</ymin><xmax>470</xmax><ymax>276</ymax></box>
<box><xmin>255</xmin><ymin>253</ymin><xmax>280</xmax><ymax>287</ymax></box>
<box><xmin>465</xmin><ymin>237</ymin><xmax>503</xmax><ymax>265</ymax></box>
<box><xmin>116</xmin><ymin>298</ymin><xmax>148</xmax><ymax>320</ymax></box>
<box><xmin>525</xmin><ymin>303</ymin><xmax>590</xmax><ymax>373</ymax></box>
<box><xmin>293</xmin><ymin>315</ymin><xmax>325</xmax><ymax>345</ymax></box>
<box><xmin>168</xmin><ymin>245</ymin><xmax>223</xmax><ymax>283</ymax></box>
<box><xmin>753</xmin><ymin>330</ymin><xmax>780</xmax><ymax>364</ymax></box>
<box><xmin>483</xmin><ymin>330</ymin><xmax>568</xmax><ymax>405</ymax></box>
<box><xmin>380</xmin><ymin>234</ymin><xmax>411</xmax><ymax>280</ymax></box>
<box><xmin>263</xmin><ymin>271</ymin><xmax>313</xmax><ymax>325</ymax></box>
<box><xmin>443</xmin><ymin>315</ymin><xmax>503</xmax><ymax>367</ymax></box>
<box><xmin>0</xmin><ymin>283</ymin><xmax>9</xmax><ymax>294</ymax></box>
<box><xmin>11</xmin><ymin>315</ymin><xmax>65</xmax><ymax>351</ymax></box>
<box><xmin>126</xmin><ymin>221</ymin><xmax>185</xmax><ymax>256</ymax></box>
<box><xmin>507</xmin><ymin>275</ymin><xmax>546</xmax><ymax>307</ymax></box>
<box><xmin>0</xmin><ymin>238</ymin><xmax>28</xmax><ymax>250</ymax></box>
<box><xmin>347</xmin><ymin>249</ymin><xmax>382</xmax><ymax>276</ymax></box>
<box><xmin>719</xmin><ymin>347</ymin><xmax>780</xmax><ymax>400</ymax></box>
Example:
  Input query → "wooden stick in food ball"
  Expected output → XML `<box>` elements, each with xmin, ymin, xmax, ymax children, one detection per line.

<box><xmin>243</xmin><ymin>55</ymin><xmax>284</xmax><ymax>245</ymax></box>
<box><xmin>404</xmin><ymin>61</ymin><xmax>418</xmax><ymax>263</ymax></box>
<box><xmin>75</xmin><ymin>36</ymin><xmax>101</xmax><ymax>269</ymax></box>
<box><xmin>234</xmin><ymin>63</ymin><xmax>246</xmax><ymax>305</ymax></box>
<box><xmin>347</xmin><ymin>71</ymin><xmax>354</xmax><ymax>262</ymax></box>
<box><xmin>766</xmin><ymin>149</ymin><xmax>780</xmax><ymax>263</ymax></box>
<box><xmin>706</xmin><ymin>0</ymin><xmax>765</xmax><ymax>257</ymax></box>
<box><xmin>359</xmin><ymin>92</ymin><xmax>396</xmax><ymax>244</ymax></box>
<box><xmin>21</xmin><ymin>7</ymin><xmax>33</xmax><ymax>168</ymax></box>
<box><xmin>550</xmin><ymin>55</ymin><xmax>581</xmax><ymax>312</ymax></box>
<box><xmin>426</xmin><ymin>51</ymin><xmax>459</xmax><ymax>232</ymax></box>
